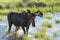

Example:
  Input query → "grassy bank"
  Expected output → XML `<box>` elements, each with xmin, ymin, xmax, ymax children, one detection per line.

<box><xmin>0</xmin><ymin>16</ymin><xmax>2</xmax><ymax>21</ymax></box>
<box><xmin>0</xmin><ymin>6</ymin><xmax>60</xmax><ymax>15</ymax></box>
<box><xmin>0</xmin><ymin>0</ymin><xmax>60</xmax><ymax>15</ymax></box>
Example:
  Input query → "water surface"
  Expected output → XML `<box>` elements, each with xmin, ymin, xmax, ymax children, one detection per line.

<box><xmin>0</xmin><ymin>13</ymin><xmax>60</xmax><ymax>40</ymax></box>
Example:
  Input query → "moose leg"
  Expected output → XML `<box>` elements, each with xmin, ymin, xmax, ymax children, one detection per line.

<box><xmin>22</xmin><ymin>27</ymin><xmax>25</xmax><ymax>34</ymax></box>
<box><xmin>15</xmin><ymin>27</ymin><xmax>19</xmax><ymax>33</ymax></box>
<box><xmin>32</xmin><ymin>18</ymin><xmax>35</xmax><ymax>27</ymax></box>
<box><xmin>26</xmin><ymin>26</ymin><xmax>29</xmax><ymax>35</ymax></box>
<box><xmin>14</xmin><ymin>27</ymin><xmax>19</xmax><ymax>40</ymax></box>
<box><xmin>7</xmin><ymin>21</ymin><xmax>12</xmax><ymax>34</ymax></box>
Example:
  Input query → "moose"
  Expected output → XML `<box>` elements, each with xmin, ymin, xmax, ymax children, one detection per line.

<box><xmin>7</xmin><ymin>9</ymin><xmax>43</xmax><ymax>35</ymax></box>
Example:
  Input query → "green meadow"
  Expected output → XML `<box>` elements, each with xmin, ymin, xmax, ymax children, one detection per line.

<box><xmin>0</xmin><ymin>0</ymin><xmax>60</xmax><ymax>15</ymax></box>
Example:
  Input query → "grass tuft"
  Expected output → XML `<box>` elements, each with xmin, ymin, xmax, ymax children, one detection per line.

<box><xmin>35</xmin><ymin>27</ymin><xmax>50</xmax><ymax>40</ymax></box>
<box><xmin>42</xmin><ymin>19</ymin><xmax>52</xmax><ymax>28</ymax></box>
<box><xmin>55</xmin><ymin>18</ymin><xmax>60</xmax><ymax>23</ymax></box>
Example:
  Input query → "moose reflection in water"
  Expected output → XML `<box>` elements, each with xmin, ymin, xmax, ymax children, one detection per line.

<box><xmin>7</xmin><ymin>9</ymin><xmax>43</xmax><ymax>35</ymax></box>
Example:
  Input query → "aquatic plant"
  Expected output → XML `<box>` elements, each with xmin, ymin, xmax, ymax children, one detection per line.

<box><xmin>42</xmin><ymin>19</ymin><xmax>52</xmax><ymax>28</ymax></box>
<box><xmin>44</xmin><ymin>14</ymin><xmax>52</xmax><ymax>19</ymax></box>
<box><xmin>53</xmin><ymin>31</ymin><xmax>58</xmax><ymax>37</ymax></box>
<box><xmin>55</xmin><ymin>18</ymin><xmax>60</xmax><ymax>23</ymax></box>
<box><xmin>35</xmin><ymin>27</ymin><xmax>50</xmax><ymax>40</ymax></box>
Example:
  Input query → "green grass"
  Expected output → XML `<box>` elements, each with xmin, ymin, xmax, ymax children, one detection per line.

<box><xmin>55</xmin><ymin>18</ymin><xmax>60</xmax><ymax>23</ymax></box>
<box><xmin>0</xmin><ymin>0</ymin><xmax>60</xmax><ymax>15</ymax></box>
<box><xmin>0</xmin><ymin>0</ymin><xmax>22</xmax><ymax>5</ymax></box>
<box><xmin>45</xmin><ymin>15</ymin><xmax>52</xmax><ymax>19</ymax></box>
<box><xmin>42</xmin><ymin>19</ymin><xmax>52</xmax><ymax>28</ymax></box>
<box><xmin>35</xmin><ymin>27</ymin><xmax>50</xmax><ymax>40</ymax></box>
<box><xmin>0</xmin><ymin>16</ymin><xmax>2</xmax><ymax>21</ymax></box>
<box><xmin>0</xmin><ymin>6</ymin><xmax>60</xmax><ymax>15</ymax></box>
<box><xmin>44</xmin><ymin>14</ymin><xmax>52</xmax><ymax>19</ymax></box>
<box><xmin>0</xmin><ymin>0</ymin><xmax>60</xmax><ymax>5</ymax></box>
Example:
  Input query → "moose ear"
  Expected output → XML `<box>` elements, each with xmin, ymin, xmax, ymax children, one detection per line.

<box><xmin>27</xmin><ymin>9</ymin><xmax>31</xmax><ymax>13</ymax></box>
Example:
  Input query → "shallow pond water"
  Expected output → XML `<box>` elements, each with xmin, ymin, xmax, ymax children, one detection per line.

<box><xmin>0</xmin><ymin>12</ymin><xmax>60</xmax><ymax>40</ymax></box>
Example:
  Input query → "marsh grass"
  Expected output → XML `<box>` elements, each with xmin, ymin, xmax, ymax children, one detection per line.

<box><xmin>53</xmin><ymin>31</ymin><xmax>58</xmax><ymax>37</ymax></box>
<box><xmin>0</xmin><ymin>6</ymin><xmax>60</xmax><ymax>15</ymax></box>
<box><xmin>55</xmin><ymin>18</ymin><xmax>60</xmax><ymax>23</ymax></box>
<box><xmin>44</xmin><ymin>15</ymin><xmax>52</xmax><ymax>19</ymax></box>
<box><xmin>35</xmin><ymin>27</ymin><xmax>50</xmax><ymax>40</ymax></box>
<box><xmin>42</xmin><ymin>19</ymin><xmax>52</xmax><ymax>28</ymax></box>
<box><xmin>0</xmin><ymin>0</ymin><xmax>60</xmax><ymax>15</ymax></box>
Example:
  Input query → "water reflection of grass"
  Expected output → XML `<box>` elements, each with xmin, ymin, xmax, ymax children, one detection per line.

<box><xmin>35</xmin><ymin>27</ymin><xmax>50</xmax><ymax>40</ymax></box>
<box><xmin>55</xmin><ymin>18</ymin><xmax>60</xmax><ymax>23</ymax></box>
<box><xmin>42</xmin><ymin>19</ymin><xmax>52</xmax><ymax>28</ymax></box>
